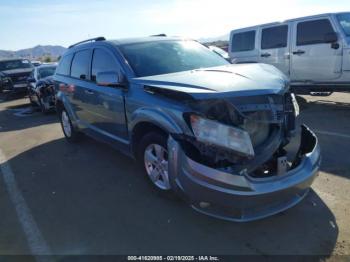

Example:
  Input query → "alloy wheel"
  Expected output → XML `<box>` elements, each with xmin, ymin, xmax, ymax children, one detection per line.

<box><xmin>61</xmin><ymin>111</ymin><xmax>72</xmax><ymax>138</ymax></box>
<box><xmin>144</xmin><ymin>143</ymin><xmax>170</xmax><ymax>190</ymax></box>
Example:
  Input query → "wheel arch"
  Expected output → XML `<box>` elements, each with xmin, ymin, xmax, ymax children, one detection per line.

<box><xmin>129</xmin><ymin>108</ymin><xmax>184</xmax><ymax>158</ymax></box>
<box><xmin>55</xmin><ymin>91</ymin><xmax>78</xmax><ymax>124</ymax></box>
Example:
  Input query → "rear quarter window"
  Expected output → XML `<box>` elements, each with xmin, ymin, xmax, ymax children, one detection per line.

<box><xmin>231</xmin><ymin>31</ymin><xmax>256</xmax><ymax>52</ymax></box>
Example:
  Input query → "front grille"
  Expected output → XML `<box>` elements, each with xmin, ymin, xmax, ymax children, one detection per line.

<box><xmin>9</xmin><ymin>73</ymin><xmax>31</xmax><ymax>83</ymax></box>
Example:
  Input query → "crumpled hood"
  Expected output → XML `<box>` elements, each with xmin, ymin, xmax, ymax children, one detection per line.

<box><xmin>132</xmin><ymin>63</ymin><xmax>289</xmax><ymax>99</ymax></box>
<box><xmin>1</xmin><ymin>68</ymin><xmax>33</xmax><ymax>76</ymax></box>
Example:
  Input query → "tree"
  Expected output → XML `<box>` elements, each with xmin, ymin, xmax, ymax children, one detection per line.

<box><xmin>44</xmin><ymin>56</ymin><xmax>52</xmax><ymax>63</ymax></box>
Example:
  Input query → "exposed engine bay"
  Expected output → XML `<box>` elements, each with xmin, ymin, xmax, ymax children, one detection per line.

<box><xmin>144</xmin><ymin>80</ymin><xmax>302</xmax><ymax>178</ymax></box>
<box><xmin>175</xmin><ymin>92</ymin><xmax>299</xmax><ymax>177</ymax></box>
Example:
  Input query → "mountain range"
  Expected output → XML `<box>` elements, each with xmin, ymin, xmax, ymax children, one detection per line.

<box><xmin>0</xmin><ymin>45</ymin><xmax>67</xmax><ymax>60</ymax></box>
<box><xmin>0</xmin><ymin>34</ymin><xmax>229</xmax><ymax>60</ymax></box>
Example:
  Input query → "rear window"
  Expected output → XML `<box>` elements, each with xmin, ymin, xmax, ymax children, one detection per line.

<box><xmin>231</xmin><ymin>31</ymin><xmax>256</xmax><ymax>52</ymax></box>
<box><xmin>56</xmin><ymin>54</ymin><xmax>73</xmax><ymax>76</ymax></box>
<box><xmin>297</xmin><ymin>19</ymin><xmax>335</xmax><ymax>46</ymax></box>
<box><xmin>261</xmin><ymin>25</ymin><xmax>288</xmax><ymax>49</ymax></box>
<box><xmin>70</xmin><ymin>50</ymin><xmax>91</xmax><ymax>80</ymax></box>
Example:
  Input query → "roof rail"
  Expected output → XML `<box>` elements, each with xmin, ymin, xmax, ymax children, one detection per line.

<box><xmin>68</xmin><ymin>37</ymin><xmax>106</xmax><ymax>49</ymax></box>
<box><xmin>150</xmin><ymin>34</ymin><xmax>167</xmax><ymax>37</ymax></box>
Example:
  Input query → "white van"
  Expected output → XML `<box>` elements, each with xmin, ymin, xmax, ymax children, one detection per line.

<box><xmin>229</xmin><ymin>12</ymin><xmax>350</xmax><ymax>93</ymax></box>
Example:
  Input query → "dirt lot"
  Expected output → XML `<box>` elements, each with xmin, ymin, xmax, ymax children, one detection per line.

<box><xmin>0</xmin><ymin>92</ymin><xmax>349</xmax><ymax>258</ymax></box>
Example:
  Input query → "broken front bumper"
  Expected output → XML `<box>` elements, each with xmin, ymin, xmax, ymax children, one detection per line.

<box><xmin>168</xmin><ymin>125</ymin><xmax>321</xmax><ymax>222</ymax></box>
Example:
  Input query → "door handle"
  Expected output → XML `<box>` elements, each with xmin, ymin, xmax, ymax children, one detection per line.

<box><xmin>331</xmin><ymin>42</ymin><xmax>340</xmax><ymax>49</ymax></box>
<box><xmin>260</xmin><ymin>53</ymin><xmax>271</xmax><ymax>58</ymax></box>
<box><xmin>292</xmin><ymin>50</ymin><xmax>305</xmax><ymax>55</ymax></box>
<box><xmin>84</xmin><ymin>89</ymin><xmax>94</xmax><ymax>95</ymax></box>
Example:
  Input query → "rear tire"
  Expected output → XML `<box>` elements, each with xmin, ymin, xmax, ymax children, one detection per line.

<box><xmin>59</xmin><ymin>108</ymin><xmax>81</xmax><ymax>142</ymax></box>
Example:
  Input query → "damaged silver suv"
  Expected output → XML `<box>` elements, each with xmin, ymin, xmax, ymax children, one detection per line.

<box><xmin>54</xmin><ymin>36</ymin><xmax>321</xmax><ymax>222</ymax></box>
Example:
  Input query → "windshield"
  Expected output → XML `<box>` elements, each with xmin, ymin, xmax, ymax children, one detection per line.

<box><xmin>0</xmin><ymin>59</ymin><xmax>33</xmax><ymax>71</ymax></box>
<box><xmin>38</xmin><ymin>66</ymin><xmax>56</xmax><ymax>79</ymax></box>
<box><xmin>119</xmin><ymin>40</ymin><xmax>229</xmax><ymax>77</ymax></box>
<box><xmin>337</xmin><ymin>13</ymin><xmax>350</xmax><ymax>36</ymax></box>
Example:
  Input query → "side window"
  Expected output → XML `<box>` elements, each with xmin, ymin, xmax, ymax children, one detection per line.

<box><xmin>56</xmin><ymin>54</ymin><xmax>73</xmax><ymax>76</ymax></box>
<box><xmin>91</xmin><ymin>49</ymin><xmax>119</xmax><ymax>82</ymax></box>
<box><xmin>231</xmin><ymin>31</ymin><xmax>256</xmax><ymax>52</ymax></box>
<box><xmin>261</xmin><ymin>25</ymin><xmax>288</xmax><ymax>49</ymax></box>
<box><xmin>70</xmin><ymin>50</ymin><xmax>91</xmax><ymax>80</ymax></box>
<box><xmin>297</xmin><ymin>19</ymin><xmax>335</xmax><ymax>46</ymax></box>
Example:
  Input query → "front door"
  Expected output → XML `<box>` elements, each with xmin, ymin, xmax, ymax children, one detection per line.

<box><xmin>290</xmin><ymin>18</ymin><xmax>342</xmax><ymax>82</ymax></box>
<box><xmin>84</xmin><ymin>47</ymin><xmax>128</xmax><ymax>140</ymax></box>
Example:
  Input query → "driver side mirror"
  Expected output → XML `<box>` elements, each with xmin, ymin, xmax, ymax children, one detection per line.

<box><xmin>324</xmin><ymin>32</ymin><xmax>338</xmax><ymax>43</ymax></box>
<box><xmin>96</xmin><ymin>71</ymin><xmax>127</xmax><ymax>89</ymax></box>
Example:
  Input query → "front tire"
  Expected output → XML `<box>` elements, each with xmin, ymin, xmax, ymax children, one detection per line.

<box><xmin>137</xmin><ymin>132</ymin><xmax>172</xmax><ymax>192</ymax></box>
<box><xmin>59</xmin><ymin>108</ymin><xmax>81</xmax><ymax>142</ymax></box>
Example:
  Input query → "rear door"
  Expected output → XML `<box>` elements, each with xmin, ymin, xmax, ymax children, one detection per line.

<box><xmin>69</xmin><ymin>49</ymin><xmax>94</xmax><ymax>124</ymax></box>
<box><xmin>258</xmin><ymin>24</ymin><xmax>290</xmax><ymax>76</ymax></box>
<box><xmin>290</xmin><ymin>17</ymin><xmax>342</xmax><ymax>81</ymax></box>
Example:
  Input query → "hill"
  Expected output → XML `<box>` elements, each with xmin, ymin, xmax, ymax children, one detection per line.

<box><xmin>0</xmin><ymin>45</ymin><xmax>67</xmax><ymax>60</ymax></box>
<box><xmin>198</xmin><ymin>34</ymin><xmax>229</xmax><ymax>43</ymax></box>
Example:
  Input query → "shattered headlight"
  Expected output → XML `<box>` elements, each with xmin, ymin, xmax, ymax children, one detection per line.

<box><xmin>190</xmin><ymin>115</ymin><xmax>255</xmax><ymax>157</ymax></box>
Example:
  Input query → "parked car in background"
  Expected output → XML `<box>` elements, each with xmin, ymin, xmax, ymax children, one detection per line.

<box><xmin>27</xmin><ymin>64</ymin><xmax>57</xmax><ymax>113</ymax></box>
<box><xmin>0</xmin><ymin>58</ymin><xmax>34</xmax><ymax>94</ymax></box>
<box><xmin>208</xmin><ymin>45</ymin><xmax>230</xmax><ymax>61</ymax></box>
<box><xmin>229</xmin><ymin>12</ymin><xmax>350</xmax><ymax>94</ymax></box>
<box><xmin>28</xmin><ymin>64</ymin><xmax>57</xmax><ymax>89</ymax></box>
<box><xmin>0</xmin><ymin>71</ymin><xmax>11</xmax><ymax>93</ymax></box>
<box><xmin>31</xmin><ymin>60</ymin><xmax>42</xmax><ymax>67</ymax></box>
<box><xmin>54</xmin><ymin>36</ymin><xmax>320</xmax><ymax>222</ymax></box>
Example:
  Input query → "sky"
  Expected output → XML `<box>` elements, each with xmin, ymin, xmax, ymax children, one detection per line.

<box><xmin>0</xmin><ymin>0</ymin><xmax>349</xmax><ymax>50</ymax></box>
